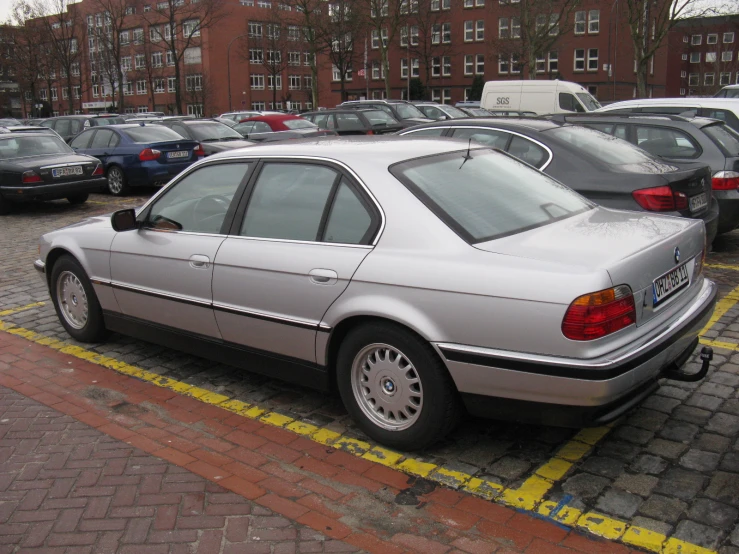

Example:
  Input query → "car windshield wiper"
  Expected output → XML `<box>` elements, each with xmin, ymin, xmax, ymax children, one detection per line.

<box><xmin>200</xmin><ymin>138</ymin><xmax>220</xmax><ymax>142</ymax></box>
<box><xmin>220</xmin><ymin>136</ymin><xmax>243</xmax><ymax>141</ymax></box>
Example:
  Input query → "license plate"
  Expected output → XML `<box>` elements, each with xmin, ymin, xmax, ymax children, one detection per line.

<box><xmin>653</xmin><ymin>262</ymin><xmax>690</xmax><ymax>305</ymax></box>
<box><xmin>689</xmin><ymin>192</ymin><xmax>708</xmax><ymax>214</ymax></box>
<box><xmin>167</xmin><ymin>151</ymin><xmax>188</xmax><ymax>159</ymax></box>
<box><xmin>52</xmin><ymin>166</ymin><xmax>83</xmax><ymax>178</ymax></box>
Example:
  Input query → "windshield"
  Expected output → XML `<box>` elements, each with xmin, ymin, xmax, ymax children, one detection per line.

<box><xmin>442</xmin><ymin>106</ymin><xmax>469</xmax><ymax>118</ymax></box>
<box><xmin>725</xmin><ymin>89</ymin><xmax>739</xmax><ymax>98</ymax></box>
<box><xmin>703</xmin><ymin>123</ymin><xmax>739</xmax><ymax>155</ymax></box>
<box><xmin>576</xmin><ymin>93</ymin><xmax>602</xmax><ymax>111</ymax></box>
<box><xmin>394</xmin><ymin>103</ymin><xmax>426</xmax><ymax>119</ymax></box>
<box><xmin>390</xmin><ymin>149</ymin><xmax>592</xmax><ymax>242</ymax></box>
<box><xmin>283</xmin><ymin>118</ymin><xmax>317</xmax><ymax>130</ymax></box>
<box><xmin>123</xmin><ymin>126</ymin><xmax>186</xmax><ymax>143</ymax></box>
<box><xmin>188</xmin><ymin>122</ymin><xmax>244</xmax><ymax>140</ymax></box>
<box><xmin>0</xmin><ymin>135</ymin><xmax>72</xmax><ymax>159</ymax></box>
<box><xmin>363</xmin><ymin>110</ymin><xmax>398</xmax><ymax>125</ymax></box>
<box><xmin>545</xmin><ymin>125</ymin><xmax>659</xmax><ymax>165</ymax></box>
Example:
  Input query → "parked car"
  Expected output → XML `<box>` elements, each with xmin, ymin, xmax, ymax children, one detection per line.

<box><xmin>154</xmin><ymin>119</ymin><xmax>254</xmax><ymax>155</ymax></box>
<box><xmin>39</xmin><ymin>114</ymin><xmax>126</xmax><ymax>143</ymax></box>
<box><xmin>339</xmin><ymin>100</ymin><xmax>433</xmax><ymax>127</ymax></box>
<box><xmin>122</xmin><ymin>112</ymin><xmax>165</xmax><ymax>120</ymax></box>
<box><xmin>557</xmin><ymin>113</ymin><xmax>739</xmax><ymax>235</ymax></box>
<box><xmin>220</xmin><ymin>111</ymin><xmax>279</xmax><ymax>123</ymax></box>
<box><xmin>0</xmin><ymin>127</ymin><xmax>106</xmax><ymax>214</ymax></box>
<box><xmin>458</xmin><ymin>107</ymin><xmax>494</xmax><ymax>117</ymax></box>
<box><xmin>481</xmin><ymin>80</ymin><xmax>602</xmax><ymax>114</ymax></box>
<box><xmin>233</xmin><ymin>114</ymin><xmax>336</xmax><ymax>141</ymax></box>
<box><xmin>213</xmin><ymin>117</ymin><xmax>238</xmax><ymax>128</ymax></box>
<box><xmin>598</xmin><ymin>98</ymin><xmax>739</xmax><ymax>133</ymax></box>
<box><xmin>36</xmin><ymin>137</ymin><xmax>717</xmax><ymax>449</ymax></box>
<box><xmin>485</xmin><ymin>109</ymin><xmax>537</xmax><ymax>117</ymax></box>
<box><xmin>0</xmin><ymin>118</ymin><xmax>22</xmax><ymax>126</ymax></box>
<box><xmin>412</xmin><ymin>103</ymin><xmax>469</xmax><ymax>120</ymax></box>
<box><xmin>715</xmin><ymin>84</ymin><xmax>739</xmax><ymax>99</ymax></box>
<box><xmin>302</xmin><ymin>109</ymin><xmax>403</xmax><ymax>135</ymax></box>
<box><xmin>399</xmin><ymin>118</ymin><xmax>719</xmax><ymax>244</ymax></box>
<box><xmin>69</xmin><ymin>123</ymin><xmax>203</xmax><ymax>195</ymax></box>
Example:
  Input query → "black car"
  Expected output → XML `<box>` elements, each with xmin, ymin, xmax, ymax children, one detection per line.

<box><xmin>154</xmin><ymin>119</ymin><xmax>254</xmax><ymax>156</ymax></box>
<box><xmin>0</xmin><ymin>127</ymin><xmax>106</xmax><ymax>214</ymax></box>
<box><xmin>555</xmin><ymin>113</ymin><xmax>739</xmax><ymax>235</ymax></box>
<box><xmin>399</xmin><ymin>118</ymin><xmax>719</xmax><ymax>244</ymax></box>
<box><xmin>39</xmin><ymin>114</ymin><xmax>126</xmax><ymax>143</ymax></box>
<box><xmin>302</xmin><ymin>109</ymin><xmax>403</xmax><ymax>135</ymax></box>
<box><xmin>338</xmin><ymin>100</ymin><xmax>432</xmax><ymax>128</ymax></box>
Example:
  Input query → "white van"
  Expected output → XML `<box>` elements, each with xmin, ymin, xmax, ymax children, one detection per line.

<box><xmin>481</xmin><ymin>80</ymin><xmax>601</xmax><ymax>114</ymax></box>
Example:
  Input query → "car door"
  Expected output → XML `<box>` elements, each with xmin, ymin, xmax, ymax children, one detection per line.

<box><xmin>212</xmin><ymin>160</ymin><xmax>381</xmax><ymax>362</ymax></box>
<box><xmin>84</xmin><ymin>129</ymin><xmax>117</xmax><ymax>166</ymax></box>
<box><xmin>109</xmin><ymin>162</ymin><xmax>253</xmax><ymax>337</ymax></box>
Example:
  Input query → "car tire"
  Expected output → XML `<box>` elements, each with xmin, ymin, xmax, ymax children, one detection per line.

<box><xmin>336</xmin><ymin>322</ymin><xmax>462</xmax><ymax>450</ymax></box>
<box><xmin>107</xmin><ymin>166</ymin><xmax>129</xmax><ymax>196</ymax></box>
<box><xmin>50</xmin><ymin>255</ymin><xmax>108</xmax><ymax>343</ymax></box>
<box><xmin>0</xmin><ymin>195</ymin><xmax>11</xmax><ymax>215</ymax></box>
<box><xmin>67</xmin><ymin>193</ymin><xmax>89</xmax><ymax>205</ymax></box>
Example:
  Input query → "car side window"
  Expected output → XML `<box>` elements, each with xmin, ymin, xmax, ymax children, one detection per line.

<box><xmin>423</xmin><ymin>107</ymin><xmax>444</xmax><ymax>120</ymax></box>
<box><xmin>451</xmin><ymin>128</ymin><xmax>510</xmax><ymax>149</ymax></box>
<box><xmin>108</xmin><ymin>132</ymin><xmax>120</xmax><ymax>148</ymax></box>
<box><xmin>40</xmin><ymin>120</ymin><xmax>54</xmax><ymax>129</ymax></box>
<box><xmin>405</xmin><ymin>128</ymin><xmax>447</xmax><ymax>136</ymax></box>
<box><xmin>335</xmin><ymin>113</ymin><xmax>364</xmax><ymax>131</ymax></box>
<box><xmin>507</xmin><ymin>136</ymin><xmax>548</xmax><ymax>167</ymax></box>
<box><xmin>635</xmin><ymin>126</ymin><xmax>700</xmax><ymax>158</ymax></box>
<box><xmin>238</xmin><ymin>122</ymin><xmax>255</xmax><ymax>134</ymax></box>
<box><xmin>641</xmin><ymin>106</ymin><xmax>697</xmax><ymax>115</ymax></box>
<box><xmin>559</xmin><ymin>93</ymin><xmax>585</xmax><ymax>113</ymax></box>
<box><xmin>584</xmin><ymin>123</ymin><xmax>628</xmax><ymax>140</ymax></box>
<box><xmin>252</xmin><ymin>121</ymin><xmax>272</xmax><ymax>133</ymax></box>
<box><xmin>146</xmin><ymin>163</ymin><xmax>251</xmax><ymax>234</ymax></box>
<box><xmin>70</xmin><ymin>120</ymin><xmax>82</xmax><ymax>134</ymax></box>
<box><xmin>323</xmin><ymin>179</ymin><xmax>375</xmax><ymax>245</ymax></box>
<box><xmin>91</xmin><ymin>129</ymin><xmax>114</xmax><ymax>149</ymax></box>
<box><xmin>55</xmin><ymin>119</ymin><xmax>71</xmax><ymax>137</ymax></box>
<box><xmin>241</xmin><ymin>163</ymin><xmax>339</xmax><ymax>241</ymax></box>
<box><xmin>172</xmin><ymin>123</ymin><xmax>190</xmax><ymax>138</ymax></box>
<box><xmin>69</xmin><ymin>130</ymin><xmax>94</xmax><ymax>149</ymax></box>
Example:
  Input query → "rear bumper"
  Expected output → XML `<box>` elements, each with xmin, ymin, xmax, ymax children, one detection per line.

<box><xmin>0</xmin><ymin>177</ymin><xmax>107</xmax><ymax>201</ymax></box>
<box><xmin>127</xmin><ymin>160</ymin><xmax>196</xmax><ymax>187</ymax></box>
<box><xmin>437</xmin><ymin>278</ymin><xmax>717</xmax><ymax>425</ymax></box>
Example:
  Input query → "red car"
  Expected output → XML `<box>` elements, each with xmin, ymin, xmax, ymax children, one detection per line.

<box><xmin>233</xmin><ymin>114</ymin><xmax>336</xmax><ymax>142</ymax></box>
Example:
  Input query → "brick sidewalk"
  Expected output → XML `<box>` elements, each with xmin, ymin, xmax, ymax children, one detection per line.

<box><xmin>0</xmin><ymin>330</ymin><xmax>644</xmax><ymax>554</ymax></box>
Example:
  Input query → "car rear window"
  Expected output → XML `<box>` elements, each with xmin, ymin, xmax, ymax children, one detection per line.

<box><xmin>282</xmin><ymin>118</ymin><xmax>317</xmax><ymax>130</ymax></box>
<box><xmin>188</xmin><ymin>122</ymin><xmax>243</xmax><ymax>140</ymax></box>
<box><xmin>93</xmin><ymin>117</ymin><xmax>125</xmax><ymax>125</ymax></box>
<box><xmin>0</xmin><ymin>135</ymin><xmax>72</xmax><ymax>159</ymax></box>
<box><xmin>703</xmin><ymin>123</ymin><xmax>739</xmax><ymax>156</ymax></box>
<box><xmin>363</xmin><ymin>110</ymin><xmax>397</xmax><ymax>125</ymax></box>
<box><xmin>394</xmin><ymin>104</ymin><xmax>426</xmax><ymax>119</ymax></box>
<box><xmin>545</xmin><ymin>125</ymin><xmax>658</xmax><ymax>165</ymax></box>
<box><xmin>442</xmin><ymin>106</ymin><xmax>468</xmax><ymax>118</ymax></box>
<box><xmin>122</xmin><ymin>126</ymin><xmax>186</xmax><ymax>143</ymax></box>
<box><xmin>390</xmin><ymin>149</ymin><xmax>592</xmax><ymax>243</ymax></box>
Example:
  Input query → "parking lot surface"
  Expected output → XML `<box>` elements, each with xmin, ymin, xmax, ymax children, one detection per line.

<box><xmin>3</xmin><ymin>193</ymin><xmax>739</xmax><ymax>552</ymax></box>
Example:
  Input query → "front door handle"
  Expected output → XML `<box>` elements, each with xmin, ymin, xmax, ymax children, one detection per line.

<box><xmin>309</xmin><ymin>268</ymin><xmax>338</xmax><ymax>285</ymax></box>
<box><xmin>189</xmin><ymin>254</ymin><xmax>210</xmax><ymax>269</ymax></box>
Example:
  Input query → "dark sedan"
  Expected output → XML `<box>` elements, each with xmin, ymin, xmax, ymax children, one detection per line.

<box><xmin>399</xmin><ymin>118</ymin><xmax>719</xmax><ymax>244</ymax></box>
<box><xmin>233</xmin><ymin>114</ymin><xmax>335</xmax><ymax>142</ymax></box>
<box><xmin>0</xmin><ymin>129</ymin><xmax>106</xmax><ymax>214</ymax></box>
<box><xmin>69</xmin><ymin>124</ymin><xmax>203</xmax><ymax>195</ymax></box>
<box><xmin>302</xmin><ymin>109</ymin><xmax>403</xmax><ymax>135</ymax></box>
<box><xmin>154</xmin><ymin>119</ymin><xmax>254</xmax><ymax>156</ymax></box>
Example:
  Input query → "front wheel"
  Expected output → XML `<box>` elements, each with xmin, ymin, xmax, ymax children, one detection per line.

<box><xmin>336</xmin><ymin>322</ymin><xmax>462</xmax><ymax>450</ymax></box>
<box><xmin>67</xmin><ymin>193</ymin><xmax>89</xmax><ymax>205</ymax></box>
<box><xmin>107</xmin><ymin>166</ymin><xmax>129</xmax><ymax>196</ymax></box>
<box><xmin>49</xmin><ymin>255</ymin><xmax>108</xmax><ymax>342</ymax></box>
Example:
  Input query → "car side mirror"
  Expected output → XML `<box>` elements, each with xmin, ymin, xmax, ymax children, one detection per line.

<box><xmin>111</xmin><ymin>209</ymin><xmax>137</xmax><ymax>232</ymax></box>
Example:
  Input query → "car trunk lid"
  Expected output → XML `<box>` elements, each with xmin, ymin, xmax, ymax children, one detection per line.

<box><xmin>7</xmin><ymin>154</ymin><xmax>100</xmax><ymax>185</ymax></box>
<box><xmin>148</xmin><ymin>139</ymin><xmax>200</xmax><ymax>164</ymax></box>
<box><xmin>659</xmin><ymin>162</ymin><xmax>713</xmax><ymax>218</ymax></box>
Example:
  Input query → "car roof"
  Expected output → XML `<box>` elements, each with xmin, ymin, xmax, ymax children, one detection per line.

<box><xmin>240</xmin><ymin>114</ymin><xmax>303</xmax><ymax>122</ymax></box>
<box><xmin>0</xmin><ymin>126</ymin><xmax>58</xmax><ymax>133</ymax></box>
<box><xmin>600</xmin><ymin>98</ymin><xmax>739</xmax><ymax>109</ymax></box>
<box><xmin>556</xmin><ymin>113</ymin><xmax>723</xmax><ymax>129</ymax></box>
<box><xmin>413</xmin><ymin>117</ymin><xmax>562</xmax><ymax>132</ymax></box>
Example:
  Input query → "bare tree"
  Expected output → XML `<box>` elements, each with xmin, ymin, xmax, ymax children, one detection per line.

<box><xmin>407</xmin><ymin>0</ymin><xmax>456</xmax><ymax>95</ymax></box>
<box><xmin>361</xmin><ymin>0</ymin><xmax>408</xmax><ymax>98</ymax></box>
<box><xmin>88</xmin><ymin>0</ymin><xmax>130</xmax><ymax>110</ymax></box>
<box><xmin>317</xmin><ymin>0</ymin><xmax>365</xmax><ymax>101</ymax></box>
<box><xmin>184</xmin><ymin>68</ymin><xmax>214</xmax><ymax>115</ymax></box>
<box><xmin>492</xmin><ymin>0</ymin><xmax>581</xmax><ymax>80</ymax></box>
<box><xmin>131</xmin><ymin>33</ymin><xmax>167</xmax><ymax>112</ymax></box>
<box><xmin>288</xmin><ymin>0</ymin><xmax>326</xmax><ymax>108</ymax></box>
<box><xmin>141</xmin><ymin>0</ymin><xmax>228</xmax><ymax>114</ymax></box>
<box><xmin>7</xmin><ymin>2</ymin><xmax>45</xmax><ymax>116</ymax></box>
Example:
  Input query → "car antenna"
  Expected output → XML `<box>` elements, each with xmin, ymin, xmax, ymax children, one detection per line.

<box><xmin>459</xmin><ymin>138</ymin><xmax>472</xmax><ymax>169</ymax></box>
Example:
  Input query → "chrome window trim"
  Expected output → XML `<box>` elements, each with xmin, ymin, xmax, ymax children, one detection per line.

<box><xmin>135</xmin><ymin>155</ymin><xmax>386</xmax><ymax>246</ymax></box>
<box><xmin>225</xmin><ymin>235</ymin><xmax>373</xmax><ymax>249</ymax></box>
<box><xmin>212</xmin><ymin>302</ymin><xmax>323</xmax><ymax>330</ymax></box>
<box><xmin>400</xmin><ymin>126</ymin><xmax>451</xmax><ymax>135</ymax></box>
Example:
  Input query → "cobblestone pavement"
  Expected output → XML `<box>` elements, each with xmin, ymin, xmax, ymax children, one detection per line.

<box><xmin>0</xmin><ymin>386</ymin><xmax>359</xmax><ymax>554</ymax></box>
<box><xmin>3</xmin><ymin>194</ymin><xmax>739</xmax><ymax>551</ymax></box>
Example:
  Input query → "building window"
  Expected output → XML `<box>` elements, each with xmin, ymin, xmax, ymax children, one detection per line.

<box><xmin>136</xmin><ymin>80</ymin><xmax>147</xmax><ymax>94</ymax></box>
<box><xmin>187</xmin><ymin>104</ymin><xmax>203</xmax><ymax>116</ymax></box>
<box><xmin>401</xmin><ymin>58</ymin><xmax>409</xmax><ymax>78</ymax></box>
<box><xmin>372</xmin><ymin>60</ymin><xmax>384</xmax><ymax>79</ymax></box>
<box><xmin>154</xmin><ymin>78</ymin><xmax>165</xmax><ymax>93</ymax></box>
<box><xmin>125</xmin><ymin>6</ymin><xmax>135</xmax><ymax>14</ymax></box>
<box><xmin>250</xmin><ymin>49</ymin><xmax>263</xmax><ymax>64</ymax></box>
<box><xmin>267</xmin><ymin>75</ymin><xmax>282</xmax><ymax>89</ymax></box>
<box><xmin>185</xmin><ymin>74</ymin><xmax>202</xmax><ymax>91</ymax></box>
<box><xmin>464</xmin><ymin>20</ymin><xmax>473</xmax><ymax>42</ymax></box>
<box><xmin>39</xmin><ymin>89</ymin><xmax>47</xmax><ymax>101</ymax></box>
<box><xmin>251</xmin><ymin>74</ymin><xmax>265</xmax><ymax>89</ymax></box>
<box><xmin>464</xmin><ymin>0</ymin><xmax>473</xmax><ymax>6</ymax></box>
<box><xmin>183</xmin><ymin>19</ymin><xmax>200</xmax><ymax>38</ymax></box>
<box><xmin>442</xmin><ymin>88</ymin><xmax>451</xmax><ymax>104</ymax></box>
<box><xmin>680</xmin><ymin>88</ymin><xmax>686</xmax><ymax>95</ymax></box>
<box><xmin>371</xmin><ymin>29</ymin><xmax>379</xmax><ymax>49</ymax></box>
<box><xmin>499</xmin><ymin>17</ymin><xmax>509</xmax><ymax>39</ymax></box>
<box><xmin>705</xmin><ymin>73</ymin><xmax>715</xmax><ymax>86</ymax></box>
<box><xmin>252</xmin><ymin>102</ymin><xmax>265</xmax><ymax>110</ymax></box>
<box><xmin>124</xmin><ymin>82</ymin><xmax>134</xmax><ymax>95</ymax></box>
<box><xmin>442</xmin><ymin>23</ymin><xmax>451</xmax><ymax>43</ymax></box>
<box><xmin>688</xmin><ymin>73</ymin><xmax>699</xmax><ymax>86</ymax></box>
<box><xmin>682</xmin><ymin>54</ymin><xmax>688</xmax><ymax>60</ymax></box>
<box><xmin>681</xmin><ymin>70</ymin><xmax>686</xmax><ymax>77</ymax></box>
<box><xmin>691</xmin><ymin>34</ymin><xmax>702</xmax><ymax>45</ymax></box>
<box><xmin>184</xmin><ymin>47</ymin><xmax>202</xmax><ymax>64</ymax></box>
<box><xmin>587</xmin><ymin>48</ymin><xmax>598</xmax><ymax>71</ymax></box>
<box><xmin>476</xmin><ymin>20</ymin><xmax>484</xmax><ymax>41</ymax></box>
<box><xmin>723</xmin><ymin>51</ymin><xmax>734</xmax><ymax>62</ymax></box>
<box><xmin>62</xmin><ymin>88</ymin><xmax>68</xmax><ymax>99</ymax></box>
<box><xmin>249</xmin><ymin>22</ymin><xmax>262</xmax><ymax>38</ymax></box>
<box><xmin>267</xmin><ymin>50</ymin><xmax>281</xmax><ymax>64</ymax></box>
<box><xmin>92</xmin><ymin>84</ymin><xmax>99</xmax><ymax>98</ymax></box>
<box><xmin>332</xmin><ymin>65</ymin><xmax>341</xmax><ymax>81</ymax></box>
<box><xmin>588</xmin><ymin>10</ymin><xmax>599</xmax><ymax>33</ymax></box>
<box><xmin>167</xmin><ymin>52</ymin><xmax>175</xmax><ymax>66</ymax></box>
<box><xmin>476</xmin><ymin>54</ymin><xmax>485</xmax><ymax>74</ymax></box>
<box><xmin>121</xmin><ymin>56</ymin><xmax>132</xmax><ymax>71</ymax></box>
<box><xmin>707</xmin><ymin>33</ymin><xmax>718</xmax><ymax>44</ymax></box>
<box><xmin>442</xmin><ymin>56</ymin><xmax>452</xmax><ymax>76</ymax></box>
<box><xmin>431</xmin><ymin>57</ymin><xmax>440</xmax><ymax>77</ymax></box>
<box><xmin>683</xmin><ymin>35</ymin><xmax>689</xmax><ymax>43</ymax></box>
<box><xmin>120</xmin><ymin>30</ymin><xmax>129</xmax><ymax>45</ymax></box>
<box><xmin>168</xmin><ymin>77</ymin><xmax>177</xmax><ymax>91</ymax></box>
<box><xmin>706</xmin><ymin>52</ymin><xmax>717</xmax><ymax>63</ymax></box>
<box><xmin>432</xmin><ymin>24</ymin><xmax>441</xmax><ymax>44</ymax></box>
<box><xmin>536</xmin><ymin>55</ymin><xmax>545</xmax><ymax>73</ymax></box>
<box><xmin>51</xmin><ymin>88</ymin><xmax>58</xmax><ymax>101</ymax></box>
<box><xmin>720</xmin><ymin>72</ymin><xmax>731</xmax><ymax>85</ymax></box>
<box><xmin>498</xmin><ymin>55</ymin><xmax>509</xmax><ymax>74</ymax></box>
<box><xmin>288</xmin><ymin>75</ymin><xmax>301</xmax><ymax>89</ymax></box>
<box><xmin>431</xmin><ymin>88</ymin><xmax>440</xmax><ymax>102</ymax></box>
<box><xmin>724</xmin><ymin>32</ymin><xmax>735</xmax><ymax>44</ymax></box>
<box><xmin>574</xmin><ymin>11</ymin><xmax>585</xmax><ymax>34</ymax></box>
<box><xmin>288</xmin><ymin>51</ymin><xmax>300</xmax><ymax>66</ymax></box>
<box><xmin>574</xmin><ymin>49</ymin><xmax>585</xmax><ymax>71</ymax></box>
<box><xmin>690</xmin><ymin>52</ymin><xmax>700</xmax><ymax>63</ymax></box>
<box><xmin>411</xmin><ymin>59</ymin><xmax>419</xmax><ymax>77</ymax></box>
<box><xmin>135</xmin><ymin>54</ymin><xmax>146</xmax><ymax>69</ymax></box>
<box><xmin>548</xmin><ymin>51</ymin><xmax>558</xmax><ymax>73</ymax></box>
<box><xmin>464</xmin><ymin>55</ymin><xmax>473</xmax><ymax>75</ymax></box>
<box><xmin>133</xmin><ymin>27</ymin><xmax>143</xmax><ymax>44</ymax></box>
<box><xmin>151</xmin><ymin>52</ymin><xmax>163</xmax><ymax>67</ymax></box>
<box><xmin>150</xmin><ymin>26</ymin><xmax>162</xmax><ymax>42</ymax></box>
<box><xmin>511</xmin><ymin>17</ymin><xmax>520</xmax><ymax>38</ymax></box>
<box><xmin>73</xmin><ymin>86</ymin><xmax>80</xmax><ymax>99</ymax></box>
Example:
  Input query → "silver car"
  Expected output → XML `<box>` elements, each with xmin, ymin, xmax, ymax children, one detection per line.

<box><xmin>35</xmin><ymin>137</ymin><xmax>717</xmax><ymax>450</ymax></box>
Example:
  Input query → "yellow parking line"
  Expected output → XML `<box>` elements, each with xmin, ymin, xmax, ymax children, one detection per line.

<box><xmin>706</xmin><ymin>263</ymin><xmax>739</xmax><ymax>271</ymax></box>
<box><xmin>0</xmin><ymin>302</ymin><xmax>46</xmax><ymax>317</ymax></box>
<box><xmin>700</xmin><ymin>284</ymin><xmax>739</xmax><ymax>336</ymax></box>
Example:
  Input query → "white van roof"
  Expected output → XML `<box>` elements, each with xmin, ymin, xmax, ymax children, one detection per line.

<box><xmin>484</xmin><ymin>79</ymin><xmax>588</xmax><ymax>89</ymax></box>
<box><xmin>599</xmin><ymin>97</ymin><xmax>739</xmax><ymax>110</ymax></box>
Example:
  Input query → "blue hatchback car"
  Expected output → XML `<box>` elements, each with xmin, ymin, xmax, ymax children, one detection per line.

<box><xmin>69</xmin><ymin>123</ymin><xmax>204</xmax><ymax>195</ymax></box>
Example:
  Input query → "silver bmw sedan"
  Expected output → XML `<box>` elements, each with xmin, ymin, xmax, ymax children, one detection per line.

<box><xmin>35</xmin><ymin>137</ymin><xmax>717</xmax><ymax>450</ymax></box>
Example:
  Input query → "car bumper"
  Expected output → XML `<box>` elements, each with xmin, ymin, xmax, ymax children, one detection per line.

<box><xmin>34</xmin><ymin>259</ymin><xmax>45</xmax><ymax>274</ymax></box>
<box><xmin>0</xmin><ymin>177</ymin><xmax>107</xmax><ymax>201</ymax></box>
<box><xmin>436</xmin><ymin>278</ymin><xmax>717</xmax><ymax>426</ymax></box>
<box><xmin>127</xmin><ymin>160</ymin><xmax>198</xmax><ymax>187</ymax></box>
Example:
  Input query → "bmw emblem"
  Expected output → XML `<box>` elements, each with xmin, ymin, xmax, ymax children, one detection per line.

<box><xmin>674</xmin><ymin>246</ymin><xmax>681</xmax><ymax>264</ymax></box>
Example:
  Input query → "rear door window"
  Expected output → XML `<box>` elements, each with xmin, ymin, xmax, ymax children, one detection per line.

<box><xmin>69</xmin><ymin>120</ymin><xmax>82</xmax><ymax>135</ymax></box>
<box><xmin>335</xmin><ymin>113</ymin><xmax>365</xmax><ymax>131</ymax></box>
<box><xmin>55</xmin><ymin>119</ymin><xmax>71</xmax><ymax>137</ymax></box>
<box><xmin>450</xmin><ymin>127</ymin><xmax>510</xmax><ymax>149</ymax></box>
<box><xmin>90</xmin><ymin>129</ymin><xmax>114</xmax><ymax>149</ymax></box>
<box><xmin>70</xmin><ymin>130</ymin><xmax>94</xmax><ymax>149</ymax></box>
<box><xmin>634</xmin><ymin>126</ymin><xmax>700</xmax><ymax>158</ymax></box>
<box><xmin>507</xmin><ymin>136</ymin><xmax>549</xmax><ymax>167</ymax></box>
<box><xmin>323</xmin><ymin>179</ymin><xmax>375</xmax><ymax>244</ymax></box>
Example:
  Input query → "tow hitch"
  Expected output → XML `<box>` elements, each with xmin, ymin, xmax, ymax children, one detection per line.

<box><xmin>664</xmin><ymin>346</ymin><xmax>713</xmax><ymax>382</ymax></box>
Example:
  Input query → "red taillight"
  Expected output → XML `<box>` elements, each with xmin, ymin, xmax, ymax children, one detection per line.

<box><xmin>194</xmin><ymin>144</ymin><xmax>205</xmax><ymax>157</ymax></box>
<box><xmin>139</xmin><ymin>148</ymin><xmax>161</xmax><ymax>161</ymax></box>
<box><xmin>366</xmin><ymin>129</ymin><xmax>374</xmax><ymax>135</ymax></box>
<box><xmin>562</xmin><ymin>285</ymin><xmax>636</xmax><ymax>341</ymax></box>
<box><xmin>22</xmin><ymin>171</ymin><xmax>42</xmax><ymax>184</ymax></box>
<box><xmin>92</xmin><ymin>164</ymin><xmax>104</xmax><ymax>176</ymax></box>
<box><xmin>712</xmin><ymin>171</ymin><xmax>739</xmax><ymax>190</ymax></box>
<box><xmin>632</xmin><ymin>186</ymin><xmax>687</xmax><ymax>211</ymax></box>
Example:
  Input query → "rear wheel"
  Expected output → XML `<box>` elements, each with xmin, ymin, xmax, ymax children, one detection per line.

<box><xmin>107</xmin><ymin>166</ymin><xmax>129</xmax><ymax>196</ymax></box>
<box><xmin>67</xmin><ymin>193</ymin><xmax>89</xmax><ymax>205</ymax></box>
<box><xmin>336</xmin><ymin>322</ymin><xmax>462</xmax><ymax>450</ymax></box>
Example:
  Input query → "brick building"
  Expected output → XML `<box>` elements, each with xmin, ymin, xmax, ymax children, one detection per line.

<box><xmin>14</xmin><ymin>0</ymin><xmax>672</xmax><ymax>117</ymax></box>
<box><xmin>666</xmin><ymin>14</ymin><xmax>739</xmax><ymax>97</ymax></box>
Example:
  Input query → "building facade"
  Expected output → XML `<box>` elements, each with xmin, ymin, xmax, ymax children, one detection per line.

<box><xmin>666</xmin><ymin>15</ymin><xmax>739</xmax><ymax>97</ymax></box>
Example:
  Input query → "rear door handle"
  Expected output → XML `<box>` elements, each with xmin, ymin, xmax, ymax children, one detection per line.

<box><xmin>189</xmin><ymin>254</ymin><xmax>210</xmax><ymax>269</ymax></box>
<box><xmin>309</xmin><ymin>268</ymin><xmax>338</xmax><ymax>285</ymax></box>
